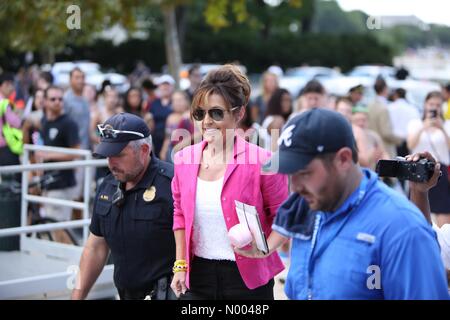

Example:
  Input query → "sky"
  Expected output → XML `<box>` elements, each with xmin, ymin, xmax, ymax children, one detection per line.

<box><xmin>336</xmin><ymin>0</ymin><xmax>449</xmax><ymax>26</ymax></box>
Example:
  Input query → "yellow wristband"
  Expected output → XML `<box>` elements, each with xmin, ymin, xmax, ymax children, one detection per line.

<box><xmin>173</xmin><ymin>259</ymin><xmax>188</xmax><ymax>273</ymax></box>
<box><xmin>172</xmin><ymin>265</ymin><xmax>188</xmax><ymax>273</ymax></box>
<box><xmin>174</xmin><ymin>260</ymin><xmax>187</xmax><ymax>267</ymax></box>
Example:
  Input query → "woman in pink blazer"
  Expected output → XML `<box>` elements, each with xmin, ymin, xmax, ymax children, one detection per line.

<box><xmin>170</xmin><ymin>65</ymin><xmax>289</xmax><ymax>300</ymax></box>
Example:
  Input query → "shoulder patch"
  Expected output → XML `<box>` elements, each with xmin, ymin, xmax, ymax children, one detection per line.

<box><xmin>99</xmin><ymin>194</ymin><xmax>109</xmax><ymax>201</ymax></box>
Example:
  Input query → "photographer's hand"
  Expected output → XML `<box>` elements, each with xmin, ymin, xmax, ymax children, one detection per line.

<box><xmin>406</xmin><ymin>152</ymin><xmax>441</xmax><ymax>224</ymax></box>
<box><xmin>406</xmin><ymin>152</ymin><xmax>440</xmax><ymax>192</ymax></box>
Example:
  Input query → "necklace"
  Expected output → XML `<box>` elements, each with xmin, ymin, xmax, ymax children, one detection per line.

<box><xmin>202</xmin><ymin>145</ymin><xmax>231</xmax><ymax>170</ymax></box>
<box><xmin>202</xmin><ymin>150</ymin><xmax>222</xmax><ymax>170</ymax></box>
<box><xmin>202</xmin><ymin>153</ymin><xmax>211</xmax><ymax>169</ymax></box>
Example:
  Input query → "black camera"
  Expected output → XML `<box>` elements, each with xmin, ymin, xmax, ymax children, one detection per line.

<box><xmin>429</xmin><ymin>109</ymin><xmax>438</xmax><ymax>119</ymax></box>
<box><xmin>375</xmin><ymin>157</ymin><xmax>435</xmax><ymax>182</ymax></box>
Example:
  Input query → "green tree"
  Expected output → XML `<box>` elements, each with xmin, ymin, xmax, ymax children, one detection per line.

<box><xmin>311</xmin><ymin>0</ymin><xmax>367</xmax><ymax>34</ymax></box>
<box><xmin>0</xmin><ymin>1</ymin><xmax>139</xmax><ymax>62</ymax></box>
<box><xmin>1</xmin><ymin>0</ymin><xmax>307</xmax><ymax>86</ymax></box>
<box><xmin>0</xmin><ymin>0</ymin><xmax>248</xmax><ymax>86</ymax></box>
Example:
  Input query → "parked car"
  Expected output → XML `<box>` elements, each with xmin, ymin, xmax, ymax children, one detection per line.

<box><xmin>162</xmin><ymin>63</ymin><xmax>247</xmax><ymax>90</ymax></box>
<box><xmin>387</xmin><ymin>78</ymin><xmax>441</xmax><ymax>113</ymax></box>
<box><xmin>279</xmin><ymin>66</ymin><xmax>342</xmax><ymax>97</ymax></box>
<box><xmin>317</xmin><ymin>65</ymin><xmax>394</xmax><ymax>98</ymax></box>
<box><xmin>347</xmin><ymin>65</ymin><xmax>396</xmax><ymax>80</ymax></box>
<box><xmin>46</xmin><ymin>61</ymin><xmax>130</xmax><ymax>93</ymax></box>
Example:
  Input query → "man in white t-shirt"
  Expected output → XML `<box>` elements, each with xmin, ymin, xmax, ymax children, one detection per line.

<box><xmin>389</xmin><ymin>88</ymin><xmax>420</xmax><ymax>157</ymax></box>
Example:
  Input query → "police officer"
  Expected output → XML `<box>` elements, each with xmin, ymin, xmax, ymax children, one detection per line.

<box><xmin>71</xmin><ymin>113</ymin><xmax>176</xmax><ymax>300</ymax></box>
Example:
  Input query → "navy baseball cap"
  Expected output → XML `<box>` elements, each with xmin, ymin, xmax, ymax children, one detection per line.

<box><xmin>264</xmin><ymin>108</ymin><xmax>356</xmax><ymax>174</ymax></box>
<box><xmin>94</xmin><ymin>113</ymin><xmax>151</xmax><ymax>158</ymax></box>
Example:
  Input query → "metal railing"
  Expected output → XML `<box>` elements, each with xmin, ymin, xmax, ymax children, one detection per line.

<box><xmin>0</xmin><ymin>144</ymin><xmax>108</xmax><ymax>246</ymax></box>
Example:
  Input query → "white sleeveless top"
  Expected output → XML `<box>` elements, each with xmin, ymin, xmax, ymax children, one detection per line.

<box><xmin>407</xmin><ymin>119</ymin><xmax>450</xmax><ymax>165</ymax></box>
<box><xmin>192</xmin><ymin>177</ymin><xmax>235</xmax><ymax>261</ymax></box>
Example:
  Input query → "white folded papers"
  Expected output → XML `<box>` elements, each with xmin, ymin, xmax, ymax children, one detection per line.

<box><xmin>234</xmin><ymin>200</ymin><xmax>269</xmax><ymax>254</ymax></box>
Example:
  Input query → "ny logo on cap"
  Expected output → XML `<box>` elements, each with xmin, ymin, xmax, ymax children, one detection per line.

<box><xmin>278</xmin><ymin>124</ymin><xmax>295</xmax><ymax>148</ymax></box>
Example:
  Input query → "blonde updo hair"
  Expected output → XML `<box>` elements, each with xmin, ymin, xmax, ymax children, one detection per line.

<box><xmin>191</xmin><ymin>64</ymin><xmax>251</xmax><ymax>117</ymax></box>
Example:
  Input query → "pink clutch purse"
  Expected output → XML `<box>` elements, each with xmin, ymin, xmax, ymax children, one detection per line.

<box><xmin>228</xmin><ymin>223</ymin><xmax>253</xmax><ymax>248</ymax></box>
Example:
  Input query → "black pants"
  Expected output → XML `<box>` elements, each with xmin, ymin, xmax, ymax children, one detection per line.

<box><xmin>117</xmin><ymin>275</ymin><xmax>177</xmax><ymax>300</ymax></box>
<box><xmin>180</xmin><ymin>256</ymin><xmax>274</xmax><ymax>300</ymax></box>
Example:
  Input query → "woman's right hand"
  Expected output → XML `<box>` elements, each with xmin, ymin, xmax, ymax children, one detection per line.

<box><xmin>233</xmin><ymin>240</ymin><xmax>268</xmax><ymax>259</ymax></box>
<box><xmin>424</xmin><ymin>117</ymin><xmax>433</xmax><ymax>129</ymax></box>
<box><xmin>424</xmin><ymin>116</ymin><xmax>441</xmax><ymax>129</ymax></box>
<box><xmin>170</xmin><ymin>271</ymin><xmax>187</xmax><ymax>298</ymax></box>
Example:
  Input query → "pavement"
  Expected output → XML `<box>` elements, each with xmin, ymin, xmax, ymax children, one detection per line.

<box><xmin>274</xmin><ymin>257</ymin><xmax>289</xmax><ymax>300</ymax></box>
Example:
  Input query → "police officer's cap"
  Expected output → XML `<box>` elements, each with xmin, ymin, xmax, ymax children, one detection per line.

<box><xmin>94</xmin><ymin>112</ymin><xmax>151</xmax><ymax>158</ymax></box>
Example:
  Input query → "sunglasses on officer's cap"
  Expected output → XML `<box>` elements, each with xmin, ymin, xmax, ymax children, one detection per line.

<box><xmin>97</xmin><ymin>124</ymin><xmax>145</xmax><ymax>139</ymax></box>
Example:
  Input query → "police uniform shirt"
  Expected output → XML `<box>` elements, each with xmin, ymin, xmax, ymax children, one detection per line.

<box><xmin>90</xmin><ymin>156</ymin><xmax>175</xmax><ymax>291</ymax></box>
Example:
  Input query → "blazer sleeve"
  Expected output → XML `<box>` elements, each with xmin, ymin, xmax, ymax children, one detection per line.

<box><xmin>260</xmin><ymin>172</ymin><xmax>289</xmax><ymax>226</ymax></box>
<box><xmin>171</xmin><ymin>159</ymin><xmax>185</xmax><ymax>231</ymax></box>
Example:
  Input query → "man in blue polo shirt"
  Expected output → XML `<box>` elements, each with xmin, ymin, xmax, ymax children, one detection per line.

<box><xmin>236</xmin><ymin>108</ymin><xmax>449</xmax><ymax>299</ymax></box>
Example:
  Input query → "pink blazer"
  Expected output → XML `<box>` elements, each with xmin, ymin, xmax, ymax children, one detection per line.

<box><xmin>172</xmin><ymin>136</ymin><xmax>289</xmax><ymax>289</ymax></box>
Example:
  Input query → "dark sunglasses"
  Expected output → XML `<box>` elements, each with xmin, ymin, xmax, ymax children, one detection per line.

<box><xmin>48</xmin><ymin>97</ymin><xmax>63</xmax><ymax>102</ymax></box>
<box><xmin>192</xmin><ymin>107</ymin><xmax>239</xmax><ymax>122</ymax></box>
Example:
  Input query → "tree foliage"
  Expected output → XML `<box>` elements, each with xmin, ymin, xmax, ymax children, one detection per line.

<box><xmin>0</xmin><ymin>0</ymin><xmax>307</xmax><ymax>53</ymax></box>
<box><xmin>0</xmin><ymin>1</ymin><xmax>140</xmax><ymax>56</ymax></box>
<box><xmin>4</xmin><ymin>0</ymin><xmax>447</xmax><ymax>75</ymax></box>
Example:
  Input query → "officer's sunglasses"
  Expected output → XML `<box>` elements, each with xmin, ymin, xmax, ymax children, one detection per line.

<box><xmin>97</xmin><ymin>124</ymin><xmax>145</xmax><ymax>139</ymax></box>
<box><xmin>192</xmin><ymin>107</ymin><xmax>239</xmax><ymax>122</ymax></box>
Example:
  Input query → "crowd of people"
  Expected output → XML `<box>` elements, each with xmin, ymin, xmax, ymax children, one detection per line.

<box><xmin>0</xmin><ymin>64</ymin><xmax>201</xmax><ymax>223</ymax></box>
<box><xmin>0</xmin><ymin>62</ymin><xmax>449</xmax><ymax>300</ymax></box>
<box><xmin>249</xmin><ymin>70</ymin><xmax>450</xmax><ymax>227</ymax></box>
